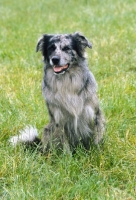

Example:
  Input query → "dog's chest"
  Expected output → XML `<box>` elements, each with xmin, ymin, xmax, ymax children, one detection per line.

<box><xmin>43</xmin><ymin>72</ymin><xmax>85</xmax><ymax>116</ymax></box>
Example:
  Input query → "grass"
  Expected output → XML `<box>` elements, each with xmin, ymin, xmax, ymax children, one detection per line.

<box><xmin>0</xmin><ymin>0</ymin><xmax>136</xmax><ymax>199</ymax></box>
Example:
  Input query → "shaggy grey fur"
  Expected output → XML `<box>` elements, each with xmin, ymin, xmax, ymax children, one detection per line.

<box><xmin>36</xmin><ymin>32</ymin><xmax>105</xmax><ymax>152</ymax></box>
<box><xmin>9</xmin><ymin>32</ymin><xmax>105</xmax><ymax>153</ymax></box>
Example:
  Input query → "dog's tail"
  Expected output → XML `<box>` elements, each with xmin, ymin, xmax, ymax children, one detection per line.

<box><xmin>9</xmin><ymin>126</ymin><xmax>41</xmax><ymax>148</ymax></box>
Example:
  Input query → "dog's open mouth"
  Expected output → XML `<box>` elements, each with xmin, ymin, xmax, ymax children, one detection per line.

<box><xmin>53</xmin><ymin>64</ymin><xmax>69</xmax><ymax>74</ymax></box>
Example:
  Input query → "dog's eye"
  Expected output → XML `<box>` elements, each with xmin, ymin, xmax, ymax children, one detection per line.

<box><xmin>48</xmin><ymin>44</ymin><xmax>56</xmax><ymax>51</ymax></box>
<box><xmin>62</xmin><ymin>46</ymin><xmax>71</xmax><ymax>51</ymax></box>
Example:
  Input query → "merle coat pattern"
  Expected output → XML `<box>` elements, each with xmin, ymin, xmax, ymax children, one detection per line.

<box><xmin>9</xmin><ymin>32</ymin><xmax>105</xmax><ymax>153</ymax></box>
<box><xmin>36</xmin><ymin>32</ymin><xmax>105</xmax><ymax>152</ymax></box>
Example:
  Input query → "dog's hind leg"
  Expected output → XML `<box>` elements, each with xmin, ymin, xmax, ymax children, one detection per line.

<box><xmin>94</xmin><ymin>108</ymin><xmax>105</xmax><ymax>145</ymax></box>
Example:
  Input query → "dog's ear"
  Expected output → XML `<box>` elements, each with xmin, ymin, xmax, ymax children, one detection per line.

<box><xmin>36</xmin><ymin>34</ymin><xmax>53</xmax><ymax>56</ymax></box>
<box><xmin>73</xmin><ymin>32</ymin><xmax>92</xmax><ymax>49</ymax></box>
<box><xmin>36</xmin><ymin>35</ymin><xmax>44</xmax><ymax>52</ymax></box>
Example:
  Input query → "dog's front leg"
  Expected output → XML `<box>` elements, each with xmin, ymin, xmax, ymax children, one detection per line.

<box><xmin>42</xmin><ymin>123</ymin><xmax>70</xmax><ymax>153</ymax></box>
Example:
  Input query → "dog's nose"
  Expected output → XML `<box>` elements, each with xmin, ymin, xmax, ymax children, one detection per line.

<box><xmin>52</xmin><ymin>56</ymin><xmax>60</xmax><ymax>65</ymax></box>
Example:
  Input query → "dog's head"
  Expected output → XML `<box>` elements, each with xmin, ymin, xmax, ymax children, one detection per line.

<box><xmin>36</xmin><ymin>32</ymin><xmax>92</xmax><ymax>74</ymax></box>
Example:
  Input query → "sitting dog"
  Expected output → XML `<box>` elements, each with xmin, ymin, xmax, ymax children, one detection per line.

<box><xmin>10</xmin><ymin>32</ymin><xmax>105</xmax><ymax>153</ymax></box>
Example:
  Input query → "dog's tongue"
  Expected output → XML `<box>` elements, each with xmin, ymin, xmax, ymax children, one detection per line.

<box><xmin>53</xmin><ymin>66</ymin><xmax>63</xmax><ymax>73</ymax></box>
<box><xmin>53</xmin><ymin>64</ymin><xmax>68</xmax><ymax>73</ymax></box>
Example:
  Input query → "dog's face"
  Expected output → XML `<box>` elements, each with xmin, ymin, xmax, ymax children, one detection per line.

<box><xmin>36</xmin><ymin>32</ymin><xmax>92</xmax><ymax>74</ymax></box>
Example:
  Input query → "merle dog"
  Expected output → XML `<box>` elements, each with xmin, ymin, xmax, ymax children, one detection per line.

<box><xmin>10</xmin><ymin>32</ymin><xmax>105</xmax><ymax>153</ymax></box>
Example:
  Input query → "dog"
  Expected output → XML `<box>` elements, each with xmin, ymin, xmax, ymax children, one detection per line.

<box><xmin>10</xmin><ymin>32</ymin><xmax>105</xmax><ymax>153</ymax></box>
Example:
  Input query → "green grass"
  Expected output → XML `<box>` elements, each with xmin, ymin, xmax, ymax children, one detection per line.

<box><xmin>0</xmin><ymin>0</ymin><xmax>136</xmax><ymax>199</ymax></box>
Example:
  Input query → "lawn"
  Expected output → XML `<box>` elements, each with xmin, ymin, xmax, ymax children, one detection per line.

<box><xmin>0</xmin><ymin>0</ymin><xmax>136</xmax><ymax>199</ymax></box>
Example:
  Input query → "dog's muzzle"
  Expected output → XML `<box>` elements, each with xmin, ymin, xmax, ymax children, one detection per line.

<box><xmin>52</xmin><ymin>56</ymin><xmax>69</xmax><ymax>74</ymax></box>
